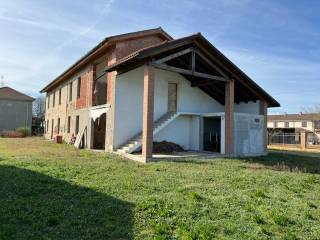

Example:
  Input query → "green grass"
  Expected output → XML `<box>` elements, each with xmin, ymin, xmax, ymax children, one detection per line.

<box><xmin>0</xmin><ymin>137</ymin><xmax>320</xmax><ymax>239</ymax></box>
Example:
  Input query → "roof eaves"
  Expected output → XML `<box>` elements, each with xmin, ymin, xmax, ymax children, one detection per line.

<box><xmin>40</xmin><ymin>27</ymin><xmax>173</xmax><ymax>93</ymax></box>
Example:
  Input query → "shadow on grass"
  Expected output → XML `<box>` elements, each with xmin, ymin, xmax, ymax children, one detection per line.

<box><xmin>242</xmin><ymin>153</ymin><xmax>320</xmax><ymax>174</ymax></box>
<box><xmin>0</xmin><ymin>165</ymin><xmax>133</xmax><ymax>239</ymax></box>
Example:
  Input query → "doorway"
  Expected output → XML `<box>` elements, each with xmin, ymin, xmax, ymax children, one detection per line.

<box><xmin>168</xmin><ymin>83</ymin><xmax>177</xmax><ymax>112</ymax></box>
<box><xmin>203</xmin><ymin>117</ymin><xmax>221</xmax><ymax>152</ymax></box>
<box><xmin>93</xmin><ymin>113</ymin><xmax>106</xmax><ymax>149</ymax></box>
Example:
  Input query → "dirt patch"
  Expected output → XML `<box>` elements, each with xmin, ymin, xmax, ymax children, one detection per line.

<box><xmin>153</xmin><ymin>141</ymin><xmax>184</xmax><ymax>154</ymax></box>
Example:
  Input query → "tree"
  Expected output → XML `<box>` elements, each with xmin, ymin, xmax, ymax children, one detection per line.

<box><xmin>32</xmin><ymin>96</ymin><xmax>46</xmax><ymax>134</ymax></box>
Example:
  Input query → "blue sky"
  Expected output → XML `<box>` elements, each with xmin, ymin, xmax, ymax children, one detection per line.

<box><xmin>0</xmin><ymin>0</ymin><xmax>319</xmax><ymax>113</ymax></box>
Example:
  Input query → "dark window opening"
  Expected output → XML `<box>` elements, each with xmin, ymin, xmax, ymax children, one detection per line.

<box><xmin>302</xmin><ymin>121</ymin><xmax>307</xmax><ymax>128</ymax></box>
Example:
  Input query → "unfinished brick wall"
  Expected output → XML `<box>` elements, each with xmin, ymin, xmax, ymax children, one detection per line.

<box><xmin>115</xmin><ymin>35</ymin><xmax>165</xmax><ymax>60</ymax></box>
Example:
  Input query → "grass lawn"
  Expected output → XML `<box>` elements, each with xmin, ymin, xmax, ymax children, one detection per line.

<box><xmin>0</xmin><ymin>138</ymin><xmax>320</xmax><ymax>239</ymax></box>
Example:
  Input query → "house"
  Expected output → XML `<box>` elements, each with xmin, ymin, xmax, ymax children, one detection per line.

<box><xmin>40</xmin><ymin>28</ymin><xmax>279</xmax><ymax>162</ymax></box>
<box><xmin>268</xmin><ymin>113</ymin><xmax>320</xmax><ymax>139</ymax></box>
<box><xmin>0</xmin><ymin>86</ymin><xmax>34</xmax><ymax>131</ymax></box>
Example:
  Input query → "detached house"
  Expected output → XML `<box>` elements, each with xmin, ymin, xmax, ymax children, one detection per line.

<box><xmin>0</xmin><ymin>86</ymin><xmax>34</xmax><ymax>132</ymax></box>
<box><xmin>40</xmin><ymin>28</ymin><xmax>279</xmax><ymax>162</ymax></box>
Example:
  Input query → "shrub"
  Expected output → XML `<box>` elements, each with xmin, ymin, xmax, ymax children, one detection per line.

<box><xmin>15</xmin><ymin>127</ymin><xmax>31</xmax><ymax>137</ymax></box>
<box><xmin>0</xmin><ymin>131</ymin><xmax>24</xmax><ymax>138</ymax></box>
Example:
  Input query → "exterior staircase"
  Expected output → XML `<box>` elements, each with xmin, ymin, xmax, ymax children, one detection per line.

<box><xmin>116</xmin><ymin>111</ymin><xmax>179</xmax><ymax>154</ymax></box>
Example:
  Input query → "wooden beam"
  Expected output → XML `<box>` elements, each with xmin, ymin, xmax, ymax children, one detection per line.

<box><xmin>191</xmin><ymin>50</ymin><xmax>195</xmax><ymax>74</ymax></box>
<box><xmin>195</xmin><ymin>49</ymin><xmax>229</xmax><ymax>78</ymax></box>
<box><xmin>151</xmin><ymin>62</ymin><xmax>227</xmax><ymax>82</ymax></box>
<box><xmin>155</xmin><ymin>48</ymin><xmax>193</xmax><ymax>64</ymax></box>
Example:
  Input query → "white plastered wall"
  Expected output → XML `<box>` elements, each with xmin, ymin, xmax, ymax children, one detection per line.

<box><xmin>113</xmin><ymin>67</ymin><xmax>224</xmax><ymax>148</ymax></box>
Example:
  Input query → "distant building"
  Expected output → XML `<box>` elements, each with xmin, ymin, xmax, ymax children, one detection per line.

<box><xmin>0</xmin><ymin>87</ymin><xmax>34</xmax><ymax>131</ymax></box>
<box><xmin>267</xmin><ymin>113</ymin><xmax>320</xmax><ymax>136</ymax></box>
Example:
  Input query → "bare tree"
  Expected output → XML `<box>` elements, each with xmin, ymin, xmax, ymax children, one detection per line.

<box><xmin>33</xmin><ymin>96</ymin><xmax>46</xmax><ymax>119</ymax></box>
<box><xmin>301</xmin><ymin>104</ymin><xmax>320</xmax><ymax>114</ymax></box>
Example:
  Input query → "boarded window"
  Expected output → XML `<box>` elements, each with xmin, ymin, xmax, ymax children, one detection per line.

<box><xmin>59</xmin><ymin>88</ymin><xmax>62</xmax><ymax>105</ymax></box>
<box><xmin>67</xmin><ymin>116</ymin><xmax>71</xmax><ymax>133</ymax></box>
<box><xmin>77</xmin><ymin>77</ymin><xmax>81</xmax><ymax>98</ymax></box>
<box><xmin>69</xmin><ymin>82</ymin><xmax>73</xmax><ymax>101</ymax></box>
<box><xmin>75</xmin><ymin>115</ymin><xmax>80</xmax><ymax>134</ymax></box>
<box><xmin>57</xmin><ymin>118</ymin><xmax>60</xmax><ymax>134</ymax></box>
<box><xmin>52</xmin><ymin>92</ymin><xmax>55</xmax><ymax>107</ymax></box>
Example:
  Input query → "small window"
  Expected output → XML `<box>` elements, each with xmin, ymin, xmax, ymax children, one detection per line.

<box><xmin>77</xmin><ymin>77</ymin><xmax>81</xmax><ymax>98</ymax></box>
<box><xmin>52</xmin><ymin>92</ymin><xmax>55</xmax><ymax>107</ymax></box>
<box><xmin>67</xmin><ymin>116</ymin><xmax>71</xmax><ymax>133</ymax></box>
<box><xmin>302</xmin><ymin>121</ymin><xmax>307</xmax><ymax>128</ymax></box>
<box><xmin>75</xmin><ymin>115</ymin><xmax>80</xmax><ymax>134</ymax></box>
<box><xmin>57</xmin><ymin>118</ymin><xmax>60</xmax><ymax>134</ymax></box>
<box><xmin>69</xmin><ymin>82</ymin><xmax>73</xmax><ymax>101</ymax></box>
<box><xmin>274</xmin><ymin>122</ymin><xmax>278</xmax><ymax>128</ymax></box>
<box><xmin>47</xmin><ymin>120</ymin><xmax>49</xmax><ymax>132</ymax></box>
<box><xmin>47</xmin><ymin>95</ymin><xmax>50</xmax><ymax>109</ymax></box>
<box><xmin>285</xmin><ymin>122</ymin><xmax>289</xmax><ymax>128</ymax></box>
<box><xmin>59</xmin><ymin>88</ymin><xmax>62</xmax><ymax>105</ymax></box>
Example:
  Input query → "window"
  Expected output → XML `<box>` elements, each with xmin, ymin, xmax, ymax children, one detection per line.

<box><xmin>46</xmin><ymin>120</ymin><xmax>49</xmax><ymax>133</ymax></box>
<box><xmin>75</xmin><ymin>115</ymin><xmax>80</xmax><ymax>134</ymax></box>
<box><xmin>77</xmin><ymin>77</ymin><xmax>81</xmax><ymax>98</ymax></box>
<box><xmin>274</xmin><ymin>122</ymin><xmax>278</xmax><ymax>128</ymax></box>
<box><xmin>47</xmin><ymin>95</ymin><xmax>50</xmax><ymax>109</ymax></box>
<box><xmin>285</xmin><ymin>122</ymin><xmax>289</xmax><ymax>128</ymax></box>
<box><xmin>59</xmin><ymin>88</ymin><xmax>62</xmax><ymax>105</ymax></box>
<box><xmin>52</xmin><ymin>92</ymin><xmax>55</xmax><ymax>107</ymax></box>
<box><xmin>57</xmin><ymin>118</ymin><xmax>60</xmax><ymax>134</ymax></box>
<box><xmin>302</xmin><ymin>121</ymin><xmax>307</xmax><ymax>128</ymax></box>
<box><xmin>69</xmin><ymin>82</ymin><xmax>73</xmax><ymax>101</ymax></box>
<box><xmin>67</xmin><ymin>116</ymin><xmax>71</xmax><ymax>133</ymax></box>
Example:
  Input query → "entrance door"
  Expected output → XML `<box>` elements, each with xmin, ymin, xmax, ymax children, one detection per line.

<box><xmin>168</xmin><ymin>83</ymin><xmax>177</xmax><ymax>112</ymax></box>
<box><xmin>203</xmin><ymin>117</ymin><xmax>221</xmax><ymax>152</ymax></box>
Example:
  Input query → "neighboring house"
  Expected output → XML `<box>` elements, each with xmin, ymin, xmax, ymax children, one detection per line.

<box><xmin>40</xmin><ymin>28</ymin><xmax>279</xmax><ymax>162</ymax></box>
<box><xmin>0</xmin><ymin>87</ymin><xmax>34</xmax><ymax>131</ymax></box>
<box><xmin>268</xmin><ymin>113</ymin><xmax>320</xmax><ymax>136</ymax></box>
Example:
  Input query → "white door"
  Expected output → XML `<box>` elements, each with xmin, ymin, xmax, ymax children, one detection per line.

<box><xmin>168</xmin><ymin>83</ymin><xmax>177</xmax><ymax>112</ymax></box>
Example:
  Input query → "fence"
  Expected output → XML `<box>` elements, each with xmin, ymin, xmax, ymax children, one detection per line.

<box><xmin>268</xmin><ymin>133</ymin><xmax>300</xmax><ymax>145</ymax></box>
<box><xmin>268</xmin><ymin>132</ymin><xmax>320</xmax><ymax>151</ymax></box>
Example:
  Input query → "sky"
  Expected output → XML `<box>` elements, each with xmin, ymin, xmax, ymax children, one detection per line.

<box><xmin>0</xmin><ymin>0</ymin><xmax>319</xmax><ymax>114</ymax></box>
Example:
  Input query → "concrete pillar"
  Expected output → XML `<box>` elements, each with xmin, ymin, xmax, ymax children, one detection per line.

<box><xmin>225</xmin><ymin>80</ymin><xmax>234</xmax><ymax>156</ymax></box>
<box><xmin>259</xmin><ymin>100</ymin><xmax>268</xmax><ymax>153</ymax></box>
<box><xmin>301</xmin><ymin>131</ymin><xmax>306</xmax><ymax>150</ymax></box>
<box><xmin>142</xmin><ymin>64</ymin><xmax>155</xmax><ymax>162</ymax></box>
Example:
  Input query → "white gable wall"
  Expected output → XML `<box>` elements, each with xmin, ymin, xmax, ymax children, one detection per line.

<box><xmin>113</xmin><ymin>66</ymin><xmax>265</xmax><ymax>154</ymax></box>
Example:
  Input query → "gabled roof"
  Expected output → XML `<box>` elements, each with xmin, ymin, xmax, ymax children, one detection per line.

<box><xmin>268</xmin><ymin>113</ymin><xmax>320</xmax><ymax>121</ymax></box>
<box><xmin>106</xmin><ymin>33</ymin><xmax>280</xmax><ymax>108</ymax></box>
<box><xmin>0</xmin><ymin>87</ymin><xmax>34</xmax><ymax>101</ymax></box>
<box><xmin>40</xmin><ymin>27</ymin><xmax>172</xmax><ymax>93</ymax></box>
